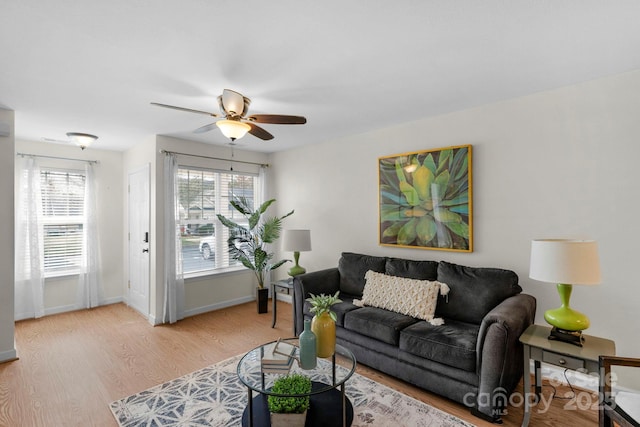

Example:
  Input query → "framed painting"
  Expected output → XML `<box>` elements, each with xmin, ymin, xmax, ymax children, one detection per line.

<box><xmin>378</xmin><ymin>145</ymin><xmax>472</xmax><ymax>252</ymax></box>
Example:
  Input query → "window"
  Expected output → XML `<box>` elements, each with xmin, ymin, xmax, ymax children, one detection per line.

<box><xmin>177</xmin><ymin>166</ymin><xmax>259</xmax><ymax>275</ymax></box>
<box><xmin>40</xmin><ymin>169</ymin><xmax>86</xmax><ymax>275</ymax></box>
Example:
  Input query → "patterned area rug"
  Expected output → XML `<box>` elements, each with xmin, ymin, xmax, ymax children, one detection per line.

<box><xmin>110</xmin><ymin>355</ymin><xmax>474</xmax><ymax>427</ymax></box>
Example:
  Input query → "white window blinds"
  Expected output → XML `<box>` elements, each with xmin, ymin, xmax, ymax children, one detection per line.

<box><xmin>177</xmin><ymin>166</ymin><xmax>258</xmax><ymax>275</ymax></box>
<box><xmin>40</xmin><ymin>169</ymin><xmax>85</xmax><ymax>274</ymax></box>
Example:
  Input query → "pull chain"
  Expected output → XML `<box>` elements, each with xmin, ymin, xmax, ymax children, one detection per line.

<box><xmin>230</xmin><ymin>145</ymin><xmax>234</xmax><ymax>171</ymax></box>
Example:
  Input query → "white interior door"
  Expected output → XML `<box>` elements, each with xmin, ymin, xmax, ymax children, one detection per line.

<box><xmin>128</xmin><ymin>164</ymin><xmax>150</xmax><ymax>317</ymax></box>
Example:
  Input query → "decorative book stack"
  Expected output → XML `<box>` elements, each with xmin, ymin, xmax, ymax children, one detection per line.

<box><xmin>261</xmin><ymin>339</ymin><xmax>297</xmax><ymax>374</ymax></box>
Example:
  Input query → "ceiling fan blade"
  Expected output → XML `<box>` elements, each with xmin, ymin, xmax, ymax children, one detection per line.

<box><xmin>151</xmin><ymin>102</ymin><xmax>219</xmax><ymax>117</ymax></box>
<box><xmin>247</xmin><ymin>123</ymin><xmax>274</xmax><ymax>140</ymax></box>
<box><xmin>193</xmin><ymin>122</ymin><xmax>218</xmax><ymax>134</ymax></box>
<box><xmin>221</xmin><ymin>89</ymin><xmax>249</xmax><ymax>116</ymax></box>
<box><xmin>247</xmin><ymin>114</ymin><xmax>307</xmax><ymax>125</ymax></box>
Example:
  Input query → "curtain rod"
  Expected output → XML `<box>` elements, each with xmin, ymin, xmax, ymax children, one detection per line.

<box><xmin>160</xmin><ymin>149</ymin><xmax>269</xmax><ymax>168</ymax></box>
<box><xmin>17</xmin><ymin>152</ymin><xmax>99</xmax><ymax>164</ymax></box>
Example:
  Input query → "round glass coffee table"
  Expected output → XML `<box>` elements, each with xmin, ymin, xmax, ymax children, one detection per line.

<box><xmin>237</xmin><ymin>338</ymin><xmax>356</xmax><ymax>427</ymax></box>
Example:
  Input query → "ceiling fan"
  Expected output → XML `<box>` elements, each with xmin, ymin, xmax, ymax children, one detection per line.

<box><xmin>151</xmin><ymin>89</ymin><xmax>306</xmax><ymax>141</ymax></box>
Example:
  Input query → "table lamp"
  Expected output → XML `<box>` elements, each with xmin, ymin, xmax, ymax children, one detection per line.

<box><xmin>282</xmin><ymin>229</ymin><xmax>311</xmax><ymax>277</ymax></box>
<box><xmin>529</xmin><ymin>239</ymin><xmax>601</xmax><ymax>346</ymax></box>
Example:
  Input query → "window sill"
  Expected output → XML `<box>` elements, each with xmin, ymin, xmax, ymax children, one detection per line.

<box><xmin>183</xmin><ymin>266</ymin><xmax>250</xmax><ymax>281</ymax></box>
<box><xmin>44</xmin><ymin>271</ymin><xmax>81</xmax><ymax>280</ymax></box>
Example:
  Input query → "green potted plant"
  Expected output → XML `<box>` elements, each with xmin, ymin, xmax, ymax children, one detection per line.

<box><xmin>217</xmin><ymin>197</ymin><xmax>293</xmax><ymax>313</ymax></box>
<box><xmin>268</xmin><ymin>374</ymin><xmax>311</xmax><ymax>427</ymax></box>
<box><xmin>306</xmin><ymin>291</ymin><xmax>342</xmax><ymax>357</ymax></box>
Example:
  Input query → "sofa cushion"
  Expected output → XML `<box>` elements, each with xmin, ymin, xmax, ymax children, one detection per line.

<box><xmin>344</xmin><ymin>307</ymin><xmax>418</xmax><ymax>346</ymax></box>
<box><xmin>385</xmin><ymin>257</ymin><xmax>438</xmax><ymax>280</ymax></box>
<box><xmin>399</xmin><ymin>319</ymin><xmax>479</xmax><ymax>372</ymax></box>
<box><xmin>338</xmin><ymin>252</ymin><xmax>386</xmax><ymax>297</ymax></box>
<box><xmin>436</xmin><ymin>261</ymin><xmax>522</xmax><ymax>324</ymax></box>
<box><xmin>356</xmin><ymin>270</ymin><xmax>449</xmax><ymax>324</ymax></box>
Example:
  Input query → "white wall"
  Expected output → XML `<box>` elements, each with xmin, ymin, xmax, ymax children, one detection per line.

<box><xmin>14</xmin><ymin>139</ymin><xmax>124</xmax><ymax>318</ymax></box>
<box><xmin>0</xmin><ymin>109</ymin><xmax>16</xmax><ymax>362</ymax></box>
<box><xmin>269</xmin><ymin>70</ymin><xmax>640</xmax><ymax>358</ymax></box>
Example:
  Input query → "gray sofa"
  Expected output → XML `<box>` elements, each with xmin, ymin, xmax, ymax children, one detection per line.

<box><xmin>293</xmin><ymin>252</ymin><xmax>536</xmax><ymax>422</ymax></box>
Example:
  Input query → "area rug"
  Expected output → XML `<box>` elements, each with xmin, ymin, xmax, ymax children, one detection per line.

<box><xmin>110</xmin><ymin>354</ymin><xmax>474</xmax><ymax>427</ymax></box>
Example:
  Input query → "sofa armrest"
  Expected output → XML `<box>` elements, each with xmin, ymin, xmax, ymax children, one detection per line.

<box><xmin>293</xmin><ymin>268</ymin><xmax>341</xmax><ymax>335</ymax></box>
<box><xmin>473</xmin><ymin>293</ymin><xmax>536</xmax><ymax>420</ymax></box>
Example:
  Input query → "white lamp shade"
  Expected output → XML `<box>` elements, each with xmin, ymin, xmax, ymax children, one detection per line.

<box><xmin>282</xmin><ymin>229</ymin><xmax>311</xmax><ymax>252</ymax></box>
<box><xmin>529</xmin><ymin>239</ymin><xmax>601</xmax><ymax>285</ymax></box>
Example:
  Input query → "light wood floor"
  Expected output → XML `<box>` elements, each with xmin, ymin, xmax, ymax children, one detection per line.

<box><xmin>0</xmin><ymin>302</ymin><xmax>599</xmax><ymax>426</ymax></box>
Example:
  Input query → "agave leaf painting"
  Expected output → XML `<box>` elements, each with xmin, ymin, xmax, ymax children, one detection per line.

<box><xmin>379</xmin><ymin>145</ymin><xmax>472</xmax><ymax>252</ymax></box>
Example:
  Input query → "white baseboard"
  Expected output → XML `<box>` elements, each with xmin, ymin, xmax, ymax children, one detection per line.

<box><xmin>148</xmin><ymin>314</ymin><xmax>158</xmax><ymax>326</ymax></box>
<box><xmin>48</xmin><ymin>297</ymin><xmax>124</xmax><ymax>317</ymax></box>
<box><xmin>47</xmin><ymin>304</ymin><xmax>78</xmax><ymax>317</ymax></box>
<box><xmin>14</xmin><ymin>311</ymin><xmax>36</xmax><ymax>321</ymax></box>
<box><xmin>183</xmin><ymin>295</ymin><xmax>255</xmax><ymax>318</ymax></box>
<box><xmin>14</xmin><ymin>297</ymin><xmax>125</xmax><ymax>321</ymax></box>
<box><xmin>101</xmin><ymin>296</ymin><xmax>124</xmax><ymax>305</ymax></box>
<box><xmin>14</xmin><ymin>304</ymin><xmax>77</xmax><ymax>320</ymax></box>
<box><xmin>0</xmin><ymin>348</ymin><xmax>17</xmax><ymax>363</ymax></box>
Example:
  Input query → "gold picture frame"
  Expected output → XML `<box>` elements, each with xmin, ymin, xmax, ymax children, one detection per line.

<box><xmin>378</xmin><ymin>145</ymin><xmax>473</xmax><ymax>252</ymax></box>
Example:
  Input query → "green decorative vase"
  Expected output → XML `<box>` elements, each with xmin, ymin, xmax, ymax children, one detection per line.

<box><xmin>298</xmin><ymin>319</ymin><xmax>317</xmax><ymax>369</ymax></box>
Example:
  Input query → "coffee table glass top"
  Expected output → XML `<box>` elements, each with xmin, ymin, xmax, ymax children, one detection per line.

<box><xmin>237</xmin><ymin>338</ymin><xmax>356</xmax><ymax>396</ymax></box>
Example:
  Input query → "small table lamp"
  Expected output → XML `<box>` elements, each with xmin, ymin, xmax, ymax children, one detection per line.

<box><xmin>282</xmin><ymin>229</ymin><xmax>311</xmax><ymax>277</ymax></box>
<box><xmin>529</xmin><ymin>239</ymin><xmax>601</xmax><ymax>346</ymax></box>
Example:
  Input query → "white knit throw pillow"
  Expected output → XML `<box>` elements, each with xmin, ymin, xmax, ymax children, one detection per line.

<box><xmin>353</xmin><ymin>270</ymin><xmax>450</xmax><ymax>325</ymax></box>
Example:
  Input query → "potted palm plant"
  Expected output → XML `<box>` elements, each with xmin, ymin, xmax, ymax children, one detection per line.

<box><xmin>268</xmin><ymin>374</ymin><xmax>311</xmax><ymax>427</ymax></box>
<box><xmin>217</xmin><ymin>197</ymin><xmax>293</xmax><ymax>313</ymax></box>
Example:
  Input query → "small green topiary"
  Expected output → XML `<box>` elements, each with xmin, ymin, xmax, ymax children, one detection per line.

<box><xmin>267</xmin><ymin>374</ymin><xmax>312</xmax><ymax>414</ymax></box>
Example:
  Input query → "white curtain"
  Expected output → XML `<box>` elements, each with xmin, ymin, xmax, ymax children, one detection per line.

<box><xmin>15</xmin><ymin>156</ymin><xmax>45</xmax><ymax>319</ymax></box>
<box><xmin>258</xmin><ymin>166</ymin><xmax>272</xmax><ymax>290</ymax></box>
<box><xmin>77</xmin><ymin>162</ymin><xmax>102</xmax><ymax>309</ymax></box>
<box><xmin>163</xmin><ymin>153</ymin><xmax>184</xmax><ymax>324</ymax></box>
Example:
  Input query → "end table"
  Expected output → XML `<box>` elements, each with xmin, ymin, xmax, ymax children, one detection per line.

<box><xmin>519</xmin><ymin>324</ymin><xmax>615</xmax><ymax>427</ymax></box>
<box><xmin>271</xmin><ymin>278</ymin><xmax>294</xmax><ymax>333</ymax></box>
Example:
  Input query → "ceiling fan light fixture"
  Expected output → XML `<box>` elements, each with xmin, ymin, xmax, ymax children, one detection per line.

<box><xmin>216</xmin><ymin>120</ymin><xmax>251</xmax><ymax>140</ymax></box>
<box><xmin>66</xmin><ymin>132</ymin><xmax>98</xmax><ymax>150</ymax></box>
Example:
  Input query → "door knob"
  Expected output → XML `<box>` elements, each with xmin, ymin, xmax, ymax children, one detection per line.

<box><xmin>142</xmin><ymin>248</ymin><xmax>149</xmax><ymax>253</ymax></box>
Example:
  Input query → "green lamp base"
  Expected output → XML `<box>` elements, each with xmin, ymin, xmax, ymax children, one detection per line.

<box><xmin>287</xmin><ymin>251</ymin><xmax>306</xmax><ymax>277</ymax></box>
<box><xmin>544</xmin><ymin>306</ymin><xmax>591</xmax><ymax>331</ymax></box>
<box><xmin>545</xmin><ymin>283</ymin><xmax>590</xmax><ymax>346</ymax></box>
<box><xmin>544</xmin><ymin>283</ymin><xmax>591</xmax><ymax>332</ymax></box>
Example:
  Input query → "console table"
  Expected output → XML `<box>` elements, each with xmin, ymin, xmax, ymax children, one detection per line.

<box><xmin>519</xmin><ymin>324</ymin><xmax>615</xmax><ymax>427</ymax></box>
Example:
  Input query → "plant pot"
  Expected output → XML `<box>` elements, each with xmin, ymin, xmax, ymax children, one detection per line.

<box><xmin>311</xmin><ymin>312</ymin><xmax>336</xmax><ymax>358</ymax></box>
<box><xmin>270</xmin><ymin>410</ymin><xmax>307</xmax><ymax>427</ymax></box>
<box><xmin>257</xmin><ymin>287</ymin><xmax>269</xmax><ymax>314</ymax></box>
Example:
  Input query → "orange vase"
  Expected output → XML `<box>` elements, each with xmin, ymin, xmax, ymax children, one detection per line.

<box><xmin>311</xmin><ymin>312</ymin><xmax>336</xmax><ymax>358</ymax></box>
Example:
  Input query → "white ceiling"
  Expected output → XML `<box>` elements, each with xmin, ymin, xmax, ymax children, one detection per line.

<box><xmin>2</xmin><ymin>1</ymin><xmax>640</xmax><ymax>153</ymax></box>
